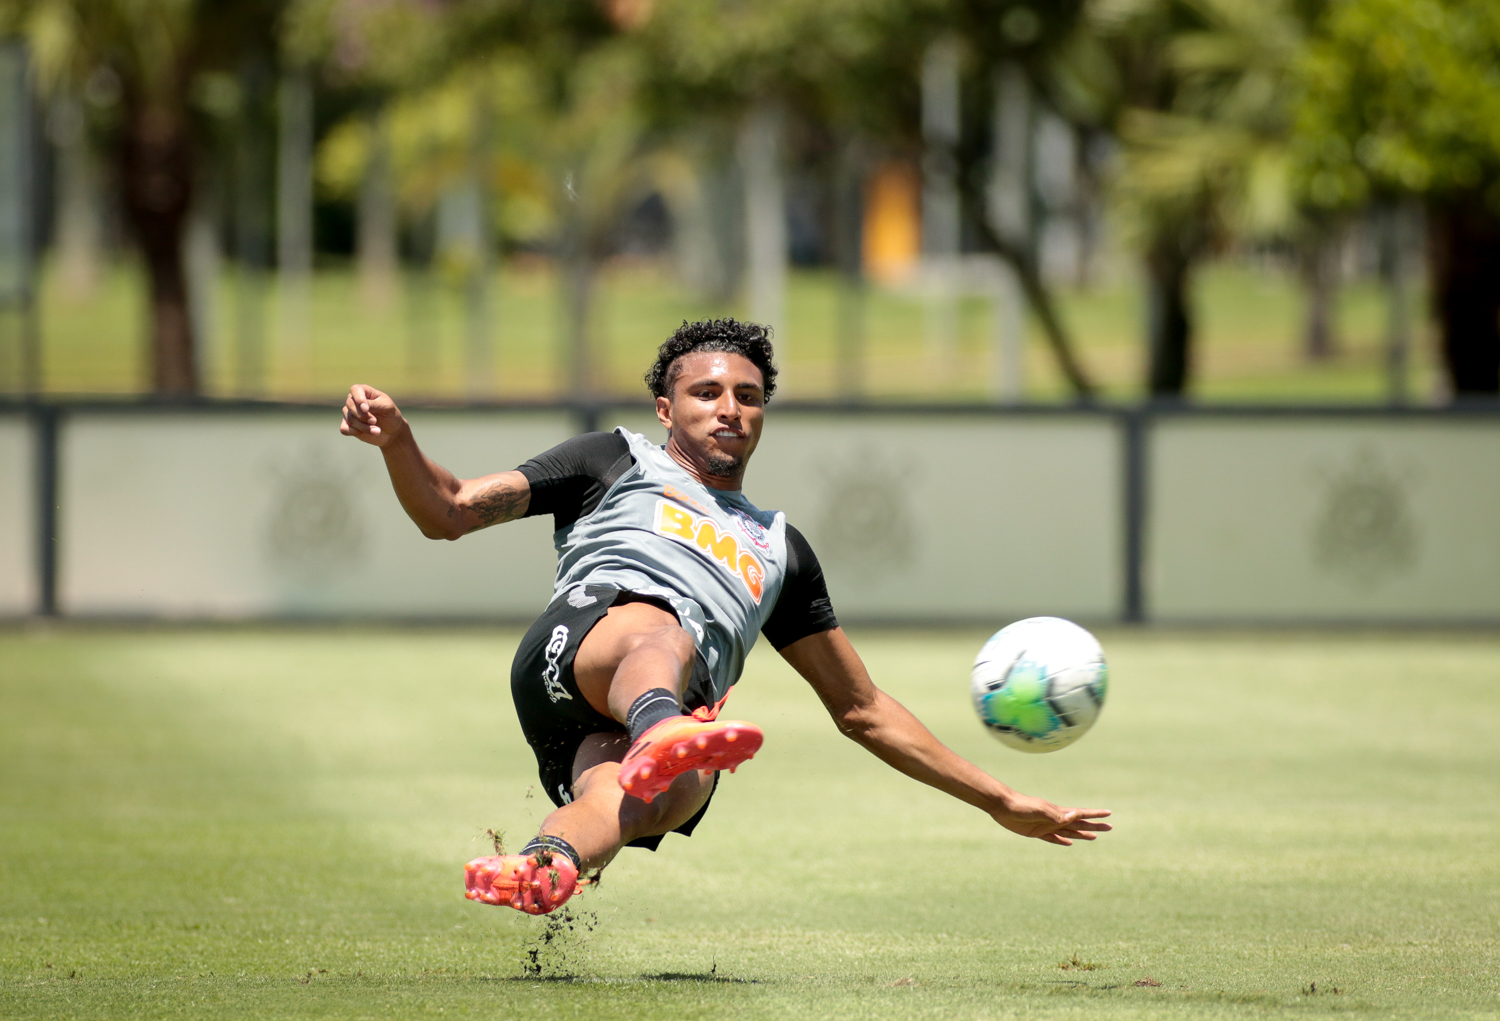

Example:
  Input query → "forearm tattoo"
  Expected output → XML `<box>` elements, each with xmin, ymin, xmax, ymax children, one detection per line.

<box><xmin>470</xmin><ymin>478</ymin><xmax>528</xmax><ymax>528</ymax></box>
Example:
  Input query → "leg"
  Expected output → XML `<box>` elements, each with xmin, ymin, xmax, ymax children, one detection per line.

<box><xmin>468</xmin><ymin>590</ymin><xmax>757</xmax><ymax>913</ymax></box>
<box><xmin>571</xmin><ymin>598</ymin><xmax>762</xmax><ymax>803</ymax></box>
<box><xmin>536</xmin><ymin>733</ymin><xmax>716</xmax><ymax>871</ymax></box>
<box><xmin>464</xmin><ymin>733</ymin><xmax>715</xmax><ymax>912</ymax></box>
<box><xmin>571</xmin><ymin>598</ymin><xmax>696</xmax><ymax>723</ymax></box>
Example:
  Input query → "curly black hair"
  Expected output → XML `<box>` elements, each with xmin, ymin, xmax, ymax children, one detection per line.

<box><xmin>644</xmin><ymin>318</ymin><xmax>778</xmax><ymax>401</ymax></box>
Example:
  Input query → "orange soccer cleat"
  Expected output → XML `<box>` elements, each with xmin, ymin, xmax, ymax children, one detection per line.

<box><xmin>617</xmin><ymin>714</ymin><xmax>764</xmax><ymax>804</ymax></box>
<box><xmin>464</xmin><ymin>850</ymin><xmax>579</xmax><ymax>915</ymax></box>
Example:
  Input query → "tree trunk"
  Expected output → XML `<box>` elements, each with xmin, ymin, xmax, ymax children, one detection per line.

<box><xmin>50</xmin><ymin>94</ymin><xmax>103</xmax><ymax>301</ymax></box>
<box><xmin>1300</xmin><ymin>234</ymin><xmax>1339</xmax><ymax>362</ymax></box>
<box><xmin>558</xmin><ymin>167</ymin><xmax>594</xmax><ymax>397</ymax></box>
<box><xmin>463</xmin><ymin>86</ymin><xmax>495</xmax><ymax>398</ymax></box>
<box><xmin>1146</xmin><ymin>245</ymin><xmax>1191</xmax><ymax>397</ymax></box>
<box><xmin>739</xmin><ymin>102</ymin><xmax>786</xmax><ymax>342</ymax></box>
<box><xmin>276</xmin><ymin>69</ymin><xmax>313</xmax><ymax>391</ymax></box>
<box><xmin>833</xmin><ymin>134</ymin><xmax>867</xmax><ymax>401</ymax></box>
<box><xmin>358</xmin><ymin>108</ymin><xmax>398</xmax><ymax>309</ymax></box>
<box><xmin>1429</xmin><ymin>195</ymin><xmax>1500</xmax><ymax>396</ymax></box>
<box><xmin>117</xmin><ymin>103</ymin><xmax>197</xmax><ymax>395</ymax></box>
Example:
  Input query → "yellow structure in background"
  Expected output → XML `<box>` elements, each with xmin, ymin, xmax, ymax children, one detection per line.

<box><xmin>862</xmin><ymin>161</ymin><xmax>920</xmax><ymax>285</ymax></box>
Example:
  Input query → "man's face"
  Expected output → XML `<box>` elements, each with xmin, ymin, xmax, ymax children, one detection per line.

<box><xmin>656</xmin><ymin>351</ymin><xmax>766</xmax><ymax>486</ymax></box>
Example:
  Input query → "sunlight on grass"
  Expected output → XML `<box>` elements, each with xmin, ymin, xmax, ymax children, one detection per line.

<box><xmin>2</xmin><ymin>627</ymin><xmax>1496</xmax><ymax>1019</ymax></box>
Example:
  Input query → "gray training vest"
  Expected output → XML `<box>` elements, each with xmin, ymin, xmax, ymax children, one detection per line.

<box><xmin>549</xmin><ymin>428</ymin><xmax>789</xmax><ymax>702</ymax></box>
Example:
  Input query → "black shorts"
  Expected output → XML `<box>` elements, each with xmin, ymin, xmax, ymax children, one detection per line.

<box><xmin>510</xmin><ymin>583</ymin><xmax>718</xmax><ymax>851</ymax></box>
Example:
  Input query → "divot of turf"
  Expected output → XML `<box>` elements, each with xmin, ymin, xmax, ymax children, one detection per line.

<box><xmin>485</xmin><ymin>828</ymin><xmax>506</xmax><ymax>855</ymax></box>
<box><xmin>518</xmin><ymin>907</ymin><xmax>597</xmax><ymax>979</ymax></box>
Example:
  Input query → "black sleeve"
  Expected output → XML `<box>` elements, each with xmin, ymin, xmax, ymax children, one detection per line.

<box><xmin>761</xmin><ymin>524</ymin><xmax>840</xmax><ymax>651</ymax></box>
<box><xmin>515</xmin><ymin>431</ymin><xmax>633</xmax><ymax>532</ymax></box>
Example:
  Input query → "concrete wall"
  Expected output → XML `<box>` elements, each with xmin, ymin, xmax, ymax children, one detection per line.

<box><xmin>0</xmin><ymin>413</ymin><xmax>33</xmax><ymax>614</ymax></box>
<box><xmin>5</xmin><ymin>405</ymin><xmax>1498</xmax><ymax>624</ymax></box>
<box><xmin>1148</xmin><ymin>416</ymin><xmax>1500</xmax><ymax>622</ymax></box>
<box><xmin>56</xmin><ymin>409</ymin><xmax>571</xmax><ymax>618</ymax></box>
<box><xmin>605</xmin><ymin>411</ymin><xmax>1122</xmax><ymax>621</ymax></box>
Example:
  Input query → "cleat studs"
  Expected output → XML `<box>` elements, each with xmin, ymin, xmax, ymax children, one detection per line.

<box><xmin>725</xmin><ymin>730</ymin><xmax>738</xmax><ymax>742</ymax></box>
<box><xmin>622</xmin><ymin>781</ymin><xmax>633</xmax><ymax>790</ymax></box>
<box><xmin>729</xmin><ymin>765</ymin><xmax>738</xmax><ymax>773</ymax></box>
<box><xmin>676</xmin><ymin>746</ymin><xmax>688</xmax><ymax>759</ymax></box>
<box><xmin>695</xmin><ymin>736</ymin><xmax>708</xmax><ymax>750</ymax></box>
<box><xmin>640</xmin><ymin>767</ymin><xmax>652</xmax><ymax>779</ymax></box>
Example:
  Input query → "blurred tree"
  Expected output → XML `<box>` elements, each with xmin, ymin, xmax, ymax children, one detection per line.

<box><xmin>955</xmin><ymin>0</ymin><xmax>1096</xmax><ymax>397</ymax></box>
<box><xmin>639</xmin><ymin>0</ymin><xmax>1098</xmax><ymax>397</ymax></box>
<box><xmin>1294</xmin><ymin>0</ymin><xmax>1500</xmax><ymax>396</ymax></box>
<box><xmin>305</xmin><ymin>0</ymin><xmax>631</xmax><ymax>396</ymax></box>
<box><xmin>9</xmin><ymin>0</ymin><xmax>288</xmax><ymax>394</ymax></box>
<box><xmin>1064</xmin><ymin>0</ymin><xmax>1309</xmax><ymax>397</ymax></box>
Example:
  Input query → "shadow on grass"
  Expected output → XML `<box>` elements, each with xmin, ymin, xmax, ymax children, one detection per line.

<box><xmin>493</xmin><ymin>972</ymin><xmax>759</xmax><ymax>985</ymax></box>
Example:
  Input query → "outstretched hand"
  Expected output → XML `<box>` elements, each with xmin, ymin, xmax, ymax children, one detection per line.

<box><xmin>991</xmin><ymin>794</ymin><xmax>1112</xmax><ymax>847</ymax></box>
<box><xmin>339</xmin><ymin>384</ymin><xmax>405</xmax><ymax>448</ymax></box>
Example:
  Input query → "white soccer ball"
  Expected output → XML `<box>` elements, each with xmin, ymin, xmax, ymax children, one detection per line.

<box><xmin>970</xmin><ymin>617</ymin><xmax>1108</xmax><ymax>753</ymax></box>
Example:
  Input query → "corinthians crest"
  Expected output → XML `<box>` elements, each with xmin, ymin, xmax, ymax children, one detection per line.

<box><xmin>265</xmin><ymin>447</ymin><xmax>367</xmax><ymax>576</ymax></box>
<box><xmin>1311</xmin><ymin>447</ymin><xmax>1418</xmax><ymax>587</ymax></box>
<box><xmin>815</xmin><ymin>449</ymin><xmax>916</xmax><ymax>580</ymax></box>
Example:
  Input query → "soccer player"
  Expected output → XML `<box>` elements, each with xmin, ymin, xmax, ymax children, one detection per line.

<box><xmin>340</xmin><ymin>319</ymin><xmax>1111</xmax><ymax>915</ymax></box>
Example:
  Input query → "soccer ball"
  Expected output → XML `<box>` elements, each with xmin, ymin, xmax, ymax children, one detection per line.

<box><xmin>970</xmin><ymin>617</ymin><xmax>1108</xmax><ymax>753</ymax></box>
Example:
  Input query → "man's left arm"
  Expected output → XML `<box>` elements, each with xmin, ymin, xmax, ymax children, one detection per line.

<box><xmin>777</xmin><ymin>628</ymin><xmax>1112</xmax><ymax>846</ymax></box>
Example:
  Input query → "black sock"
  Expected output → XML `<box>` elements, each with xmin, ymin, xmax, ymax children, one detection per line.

<box><xmin>521</xmin><ymin>834</ymin><xmax>581</xmax><ymax>872</ymax></box>
<box><xmin>625</xmin><ymin>687</ymin><xmax>683</xmax><ymax>741</ymax></box>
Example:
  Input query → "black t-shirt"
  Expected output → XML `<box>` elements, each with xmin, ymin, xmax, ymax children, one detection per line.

<box><xmin>516</xmin><ymin>432</ymin><xmax>839</xmax><ymax>651</ymax></box>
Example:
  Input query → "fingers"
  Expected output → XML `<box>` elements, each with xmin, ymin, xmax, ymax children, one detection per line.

<box><xmin>341</xmin><ymin>406</ymin><xmax>372</xmax><ymax>434</ymax></box>
<box><xmin>343</xmin><ymin>385</ymin><xmax>389</xmax><ymax>437</ymax></box>
<box><xmin>1056</xmin><ymin>829</ymin><xmax>1098</xmax><ymax>841</ymax></box>
<box><xmin>1031</xmin><ymin>807</ymin><xmax>1113</xmax><ymax>846</ymax></box>
<box><xmin>340</xmin><ymin>385</ymin><xmax>386</xmax><ymax>439</ymax></box>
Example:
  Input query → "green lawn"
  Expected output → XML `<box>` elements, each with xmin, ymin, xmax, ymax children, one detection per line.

<box><xmin>27</xmin><ymin>257</ymin><xmax>1441</xmax><ymax>404</ymax></box>
<box><xmin>2</xmin><ymin>628</ymin><xmax>1497</xmax><ymax>1019</ymax></box>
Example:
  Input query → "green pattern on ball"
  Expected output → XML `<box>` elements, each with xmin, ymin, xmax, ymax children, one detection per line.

<box><xmin>982</xmin><ymin>660</ymin><xmax>1060</xmax><ymax>738</ymax></box>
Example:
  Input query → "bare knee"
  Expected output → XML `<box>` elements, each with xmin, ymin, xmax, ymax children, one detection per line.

<box><xmin>619</xmin><ymin>623</ymin><xmax>694</xmax><ymax>668</ymax></box>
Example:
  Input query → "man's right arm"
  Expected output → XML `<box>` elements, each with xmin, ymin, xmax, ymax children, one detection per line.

<box><xmin>339</xmin><ymin>384</ymin><xmax>531</xmax><ymax>540</ymax></box>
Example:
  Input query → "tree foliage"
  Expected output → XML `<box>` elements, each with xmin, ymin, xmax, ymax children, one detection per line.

<box><xmin>1293</xmin><ymin>0</ymin><xmax>1500</xmax><ymax>211</ymax></box>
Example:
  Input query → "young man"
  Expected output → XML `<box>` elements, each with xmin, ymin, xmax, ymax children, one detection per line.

<box><xmin>340</xmin><ymin>318</ymin><xmax>1110</xmax><ymax>915</ymax></box>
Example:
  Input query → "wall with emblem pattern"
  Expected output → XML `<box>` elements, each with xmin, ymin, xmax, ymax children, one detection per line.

<box><xmin>603</xmin><ymin>411</ymin><xmax>1124</xmax><ymax>622</ymax></box>
<box><xmin>55</xmin><ymin>410</ymin><xmax>572</xmax><ymax>617</ymax></box>
<box><xmin>1148</xmin><ymin>417</ymin><xmax>1500</xmax><ymax>620</ymax></box>
<box><xmin>4</xmin><ymin>405</ymin><xmax>1498</xmax><ymax>623</ymax></box>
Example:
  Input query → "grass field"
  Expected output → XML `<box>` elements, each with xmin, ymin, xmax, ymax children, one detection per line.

<box><xmin>25</xmin><ymin>257</ymin><xmax>1440</xmax><ymax>404</ymax></box>
<box><xmin>2</xmin><ymin>627</ymin><xmax>1497</xmax><ymax>1019</ymax></box>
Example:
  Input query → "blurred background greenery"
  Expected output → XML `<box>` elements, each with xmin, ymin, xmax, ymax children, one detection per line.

<box><xmin>0</xmin><ymin>0</ymin><xmax>1494</xmax><ymax>405</ymax></box>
